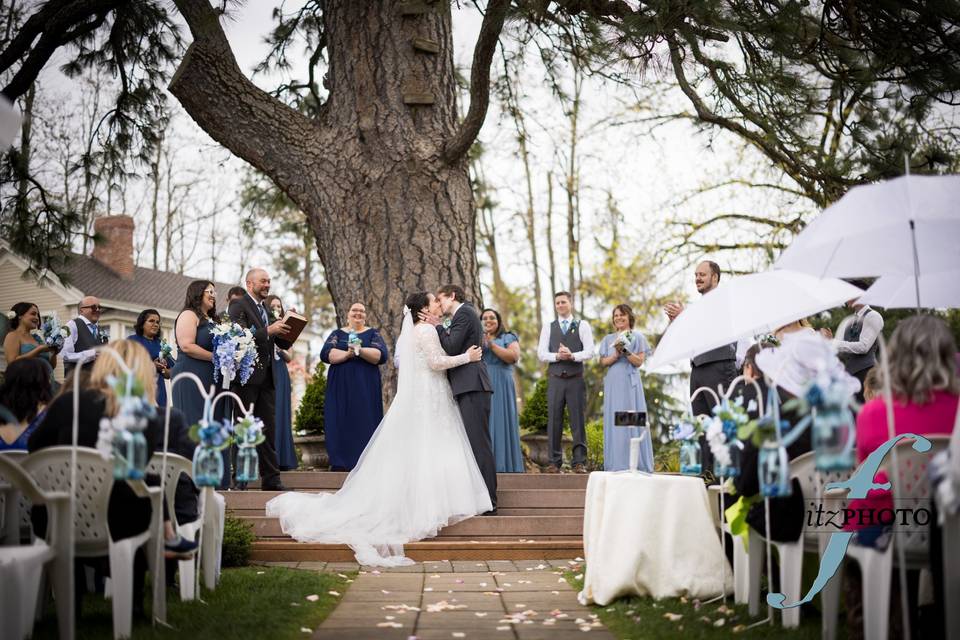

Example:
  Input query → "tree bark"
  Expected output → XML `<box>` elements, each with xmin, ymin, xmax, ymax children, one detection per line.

<box><xmin>169</xmin><ymin>0</ymin><xmax>499</xmax><ymax>398</ymax></box>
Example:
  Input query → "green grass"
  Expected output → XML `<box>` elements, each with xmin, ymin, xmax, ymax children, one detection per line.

<box><xmin>563</xmin><ymin>566</ymin><xmax>840</xmax><ymax>639</ymax></box>
<box><xmin>32</xmin><ymin>566</ymin><xmax>354</xmax><ymax>640</ymax></box>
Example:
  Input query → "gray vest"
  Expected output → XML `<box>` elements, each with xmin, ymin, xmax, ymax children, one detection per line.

<box><xmin>840</xmin><ymin>314</ymin><xmax>878</xmax><ymax>374</ymax></box>
<box><xmin>548</xmin><ymin>319</ymin><xmax>584</xmax><ymax>377</ymax></box>
<box><xmin>64</xmin><ymin>317</ymin><xmax>101</xmax><ymax>375</ymax></box>
<box><xmin>691</xmin><ymin>342</ymin><xmax>736</xmax><ymax>367</ymax></box>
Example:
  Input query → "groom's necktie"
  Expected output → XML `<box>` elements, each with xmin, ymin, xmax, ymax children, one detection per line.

<box><xmin>561</xmin><ymin>319</ymin><xmax>569</xmax><ymax>334</ymax></box>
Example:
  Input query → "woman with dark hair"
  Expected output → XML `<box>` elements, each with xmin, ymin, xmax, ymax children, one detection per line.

<box><xmin>321</xmin><ymin>300</ymin><xmax>389</xmax><ymax>471</ymax></box>
<box><xmin>3</xmin><ymin>302</ymin><xmax>58</xmax><ymax>387</ymax></box>
<box><xmin>265</xmin><ymin>294</ymin><xmax>297</xmax><ymax>470</ymax></box>
<box><xmin>266</xmin><ymin>291</ymin><xmax>488</xmax><ymax>566</ymax></box>
<box><xmin>171</xmin><ymin>281</ymin><xmax>220</xmax><ymax>430</ymax></box>
<box><xmin>480</xmin><ymin>308</ymin><xmax>523</xmax><ymax>472</ymax></box>
<box><xmin>127</xmin><ymin>308</ymin><xmax>176</xmax><ymax>407</ymax></box>
<box><xmin>0</xmin><ymin>359</ymin><xmax>53</xmax><ymax>450</ymax></box>
<box><xmin>598</xmin><ymin>304</ymin><xmax>653</xmax><ymax>471</ymax></box>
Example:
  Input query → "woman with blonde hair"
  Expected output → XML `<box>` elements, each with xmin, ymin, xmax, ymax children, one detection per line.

<box><xmin>29</xmin><ymin>340</ymin><xmax>198</xmax><ymax>617</ymax></box>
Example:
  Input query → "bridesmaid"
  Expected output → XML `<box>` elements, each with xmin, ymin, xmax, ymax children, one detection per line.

<box><xmin>265</xmin><ymin>294</ymin><xmax>297</xmax><ymax>471</ymax></box>
<box><xmin>127</xmin><ymin>308</ymin><xmax>176</xmax><ymax>407</ymax></box>
<box><xmin>481</xmin><ymin>308</ymin><xmax>524</xmax><ymax>472</ymax></box>
<box><xmin>598</xmin><ymin>304</ymin><xmax>653</xmax><ymax>472</ymax></box>
<box><xmin>3</xmin><ymin>302</ymin><xmax>58</xmax><ymax>391</ymax></box>
<box><xmin>320</xmin><ymin>302</ymin><xmax>388</xmax><ymax>471</ymax></box>
<box><xmin>170</xmin><ymin>281</ymin><xmax>222</xmax><ymax>428</ymax></box>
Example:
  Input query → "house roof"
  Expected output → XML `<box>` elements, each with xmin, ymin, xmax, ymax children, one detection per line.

<box><xmin>59</xmin><ymin>253</ymin><xmax>237</xmax><ymax>316</ymax></box>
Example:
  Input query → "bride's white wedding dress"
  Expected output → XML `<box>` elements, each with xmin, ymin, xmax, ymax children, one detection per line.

<box><xmin>265</xmin><ymin>311</ymin><xmax>492</xmax><ymax>566</ymax></box>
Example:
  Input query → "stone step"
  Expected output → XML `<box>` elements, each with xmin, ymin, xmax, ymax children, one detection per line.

<box><xmin>249</xmin><ymin>471</ymin><xmax>590</xmax><ymax>490</ymax></box>
<box><xmin>241</xmin><ymin>514</ymin><xmax>584</xmax><ymax>539</ymax></box>
<box><xmin>222</xmin><ymin>489</ymin><xmax>586</xmax><ymax>513</ymax></box>
<box><xmin>250</xmin><ymin>539</ymin><xmax>584</xmax><ymax>562</ymax></box>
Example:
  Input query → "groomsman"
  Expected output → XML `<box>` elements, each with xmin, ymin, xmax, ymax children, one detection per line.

<box><xmin>537</xmin><ymin>291</ymin><xmax>595</xmax><ymax>473</ymax></box>
<box><xmin>665</xmin><ymin>261</ymin><xmax>738</xmax><ymax>417</ymax></box>
<box><xmin>229</xmin><ymin>268</ymin><xmax>291</xmax><ymax>491</ymax></box>
<box><xmin>823</xmin><ymin>291</ymin><xmax>883</xmax><ymax>403</ymax></box>
<box><xmin>62</xmin><ymin>295</ymin><xmax>108</xmax><ymax>375</ymax></box>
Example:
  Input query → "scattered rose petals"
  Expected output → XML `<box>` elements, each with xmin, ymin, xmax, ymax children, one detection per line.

<box><xmin>256</xmin><ymin>571</ymin><xmax>265</xmax><ymax>575</ymax></box>
<box><xmin>306</xmin><ymin>594</ymin><xmax>320</xmax><ymax>602</ymax></box>
<box><xmin>496</xmin><ymin>627</ymin><xmax>511</xmax><ymax>631</ymax></box>
<box><xmin>574</xmin><ymin>573</ymin><xmax>584</xmax><ymax>580</ymax></box>
<box><xmin>377</xmin><ymin>622</ymin><xmax>402</xmax><ymax>628</ymax></box>
<box><xmin>475</xmin><ymin>612</ymin><xmax>487</xmax><ymax>617</ymax></box>
<box><xmin>732</xmin><ymin>624</ymin><xmax>748</xmax><ymax>633</ymax></box>
<box><xmin>300</xmin><ymin>628</ymin><xmax>311</xmax><ymax>633</ymax></box>
<box><xmin>337</xmin><ymin>573</ymin><xmax>348</xmax><ymax>578</ymax></box>
<box><xmin>714</xmin><ymin>619</ymin><xmax>726</xmax><ymax>627</ymax></box>
<box><xmin>327</xmin><ymin>591</ymin><xmax>340</xmax><ymax>597</ymax></box>
<box><xmin>424</xmin><ymin>588</ymin><xmax>433</xmax><ymax>592</ymax></box>
<box><xmin>452</xmin><ymin>634</ymin><xmax>465</xmax><ymax>638</ymax></box>
<box><xmin>663</xmin><ymin>613</ymin><xmax>683</xmax><ymax>622</ymax></box>
<box><xmin>382</xmin><ymin>590</ymin><xmax>391</xmax><ymax>594</ymax></box>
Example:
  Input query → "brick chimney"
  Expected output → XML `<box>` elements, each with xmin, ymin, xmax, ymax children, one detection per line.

<box><xmin>92</xmin><ymin>215</ymin><xmax>135</xmax><ymax>279</ymax></box>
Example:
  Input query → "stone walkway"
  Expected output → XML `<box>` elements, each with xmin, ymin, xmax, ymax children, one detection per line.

<box><xmin>259</xmin><ymin>560</ymin><xmax>615</xmax><ymax>640</ymax></box>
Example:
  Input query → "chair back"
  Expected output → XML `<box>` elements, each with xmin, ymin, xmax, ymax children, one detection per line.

<box><xmin>0</xmin><ymin>450</ymin><xmax>32</xmax><ymax>543</ymax></box>
<box><xmin>146</xmin><ymin>452</ymin><xmax>194</xmax><ymax>519</ymax></box>
<box><xmin>790</xmin><ymin>451</ymin><xmax>854</xmax><ymax>551</ymax></box>
<box><xmin>883</xmin><ymin>435</ymin><xmax>949</xmax><ymax>561</ymax></box>
<box><xmin>20</xmin><ymin>446</ymin><xmax>114</xmax><ymax>557</ymax></box>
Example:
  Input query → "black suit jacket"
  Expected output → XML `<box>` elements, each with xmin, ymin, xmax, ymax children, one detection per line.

<box><xmin>437</xmin><ymin>302</ymin><xmax>492</xmax><ymax>397</ymax></box>
<box><xmin>228</xmin><ymin>293</ymin><xmax>292</xmax><ymax>388</ymax></box>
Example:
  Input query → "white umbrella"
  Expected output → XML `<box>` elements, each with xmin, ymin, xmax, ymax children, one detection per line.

<box><xmin>858</xmin><ymin>269</ymin><xmax>960</xmax><ymax>310</ymax></box>
<box><xmin>774</xmin><ymin>174</ymin><xmax>960</xmax><ymax>307</ymax></box>
<box><xmin>646</xmin><ymin>270</ymin><xmax>863</xmax><ymax>372</ymax></box>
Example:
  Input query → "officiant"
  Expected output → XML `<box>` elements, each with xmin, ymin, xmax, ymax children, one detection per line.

<box><xmin>229</xmin><ymin>268</ymin><xmax>292</xmax><ymax>491</ymax></box>
<box><xmin>320</xmin><ymin>302</ymin><xmax>389</xmax><ymax>471</ymax></box>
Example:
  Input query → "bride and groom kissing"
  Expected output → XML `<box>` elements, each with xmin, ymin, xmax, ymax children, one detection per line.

<box><xmin>266</xmin><ymin>284</ymin><xmax>499</xmax><ymax>566</ymax></box>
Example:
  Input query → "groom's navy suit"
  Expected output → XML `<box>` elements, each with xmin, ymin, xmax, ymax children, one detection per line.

<box><xmin>438</xmin><ymin>302</ymin><xmax>498</xmax><ymax>510</ymax></box>
<box><xmin>229</xmin><ymin>292</ymin><xmax>292</xmax><ymax>490</ymax></box>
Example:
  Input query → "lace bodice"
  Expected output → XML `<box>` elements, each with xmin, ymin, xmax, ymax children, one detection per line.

<box><xmin>414</xmin><ymin>323</ymin><xmax>471</xmax><ymax>373</ymax></box>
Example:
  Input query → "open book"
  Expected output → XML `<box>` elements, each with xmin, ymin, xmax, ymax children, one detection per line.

<box><xmin>279</xmin><ymin>310</ymin><xmax>308</xmax><ymax>342</ymax></box>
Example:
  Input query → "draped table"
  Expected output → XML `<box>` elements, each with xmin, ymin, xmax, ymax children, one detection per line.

<box><xmin>578</xmin><ymin>471</ymin><xmax>733</xmax><ymax>606</ymax></box>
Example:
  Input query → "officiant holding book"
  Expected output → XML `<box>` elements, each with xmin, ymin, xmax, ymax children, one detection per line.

<box><xmin>229</xmin><ymin>268</ymin><xmax>292</xmax><ymax>490</ymax></box>
<box><xmin>320</xmin><ymin>301</ymin><xmax>389</xmax><ymax>471</ymax></box>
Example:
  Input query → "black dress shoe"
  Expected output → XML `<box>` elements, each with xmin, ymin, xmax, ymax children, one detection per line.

<box><xmin>481</xmin><ymin>508</ymin><xmax>498</xmax><ymax>516</ymax></box>
<box><xmin>263</xmin><ymin>483</ymin><xmax>287</xmax><ymax>491</ymax></box>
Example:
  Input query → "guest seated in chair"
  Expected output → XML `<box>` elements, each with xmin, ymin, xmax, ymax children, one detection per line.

<box><xmin>0</xmin><ymin>359</ymin><xmax>53</xmax><ymax>451</ymax></box>
<box><xmin>28</xmin><ymin>340</ymin><xmax>198</xmax><ymax>617</ymax></box>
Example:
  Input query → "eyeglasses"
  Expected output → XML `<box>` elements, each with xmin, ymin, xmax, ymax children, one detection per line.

<box><xmin>204</xmin><ymin>289</ymin><xmax>216</xmax><ymax>296</ymax></box>
<box><xmin>81</xmin><ymin>305</ymin><xmax>103</xmax><ymax>312</ymax></box>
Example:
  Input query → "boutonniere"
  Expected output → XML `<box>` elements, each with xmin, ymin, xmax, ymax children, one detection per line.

<box><xmin>271</xmin><ymin>307</ymin><xmax>282</xmax><ymax>322</ymax></box>
<box><xmin>569</xmin><ymin>319</ymin><xmax>579</xmax><ymax>333</ymax></box>
<box><xmin>442</xmin><ymin>317</ymin><xmax>452</xmax><ymax>330</ymax></box>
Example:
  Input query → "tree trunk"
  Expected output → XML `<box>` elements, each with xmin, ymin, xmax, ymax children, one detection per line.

<box><xmin>545</xmin><ymin>170</ymin><xmax>556</xmax><ymax>310</ymax></box>
<box><xmin>168</xmin><ymin>0</ymin><xmax>505</xmax><ymax>399</ymax></box>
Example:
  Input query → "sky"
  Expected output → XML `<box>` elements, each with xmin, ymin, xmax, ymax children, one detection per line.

<box><xmin>31</xmin><ymin>1</ymin><xmax>806</xmax><ymax>336</ymax></box>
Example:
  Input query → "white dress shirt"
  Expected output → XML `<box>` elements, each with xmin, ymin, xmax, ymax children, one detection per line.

<box><xmin>61</xmin><ymin>315</ymin><xmax>99</xmax><ymax>365</ymax></box>
<box><xmin>834</xmin><ymin>306</ymin><xmax>884</xmax><ymax>354</ymax></box>
<box><xmin>537</xmin><ymin>316</ymin><xmax>595</xmax><ymax>363</ymax></box>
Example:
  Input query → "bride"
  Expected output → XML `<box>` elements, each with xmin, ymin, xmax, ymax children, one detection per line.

<box><xmin>265</xmin><ymin>291</ymin><xmax>493</xmax><ymax>566</ymax></box>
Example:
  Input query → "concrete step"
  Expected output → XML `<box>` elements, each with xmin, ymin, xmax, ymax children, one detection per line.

<box><xmin>249</xmin><ymin>471</ymin><xmax>590</xmax><ymax>490</ymax></box>
<box><xmin>241</xmin><ymin>514</ymin><xmax>584</xmax><ymax>539</ymax></box>
<box><xmin>250</xmin><ymin>539</ymin><xmax>584</xmax><ymax>562</ymax></box>
<box><xmin>222</xmin><ymin>489</ymin><xmax>586</xmax><ymax>513</ymax></box>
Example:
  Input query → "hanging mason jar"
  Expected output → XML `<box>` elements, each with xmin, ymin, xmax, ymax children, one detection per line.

<box><xmin>236</xmin><ymin>444</ymin><xmax>259</xmax><ymax>483</ymax></box>
<box><xmin>679</xmin><ymin>439</ymin><xmax>702</xmax><ymax>475</ymax></box>
<box><xmin>812</xmin><ymin>406</ymin><xmax>856</xmax><ymax>471</ymax></box>
<box><xmin>125</xmin><ymin>421</ymin><xmax>149</xmax><ymax>480</ymax></box>
<box><xmin>713</xmin><ymin>440</ymin><xmax>742</xmax><ymax>478</ymax></box>
<box><xmin>111</xmin><ymin>426</ymin><xmax>133</xmax><ymax>480</ymax></box>
<box><xmin>758</xmin><ymin>441</ymin><xmax>792</xmax><ymax>497</ymax></box>
<box><xmin>193</xmin><ymin>446</ymin><xmax>224</xmax><ymax>487</ymax></box>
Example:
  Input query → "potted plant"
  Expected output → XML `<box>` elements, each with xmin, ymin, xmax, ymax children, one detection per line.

<box><xmin>293</xmin><ymin>362</ymin><xmax>328</xmax><ymax>469</ymax></box>
<box><xmin>518</xmin><ymin>377</ymin><xmax>572</xmax><ymax>467</ymax></box>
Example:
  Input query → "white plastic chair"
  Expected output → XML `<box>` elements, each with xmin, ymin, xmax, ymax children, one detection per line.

<box><xmin>198</xmin><ymin>486</ymin><xmax>225</xmax><ymax>591</ymax></box>
<box><xmin>821</xmin><ymin>435</ymin><xmax>949</xmax><ymax>640</ymax></box>
<box><xmin>0</xmin><ymin>453</ymin><xmax>72</xmax><ymax>640</ymax></box>
<box><xmin>746</xmin><ymin>452</ymin><xmax>852</xmax><ymax>629</ymax></box>
<box><xmin>21</xmin><ymin>446</ymin><xmax>166</xmax><ymax>640</ymax></box>
<box><xmin>147</xmin><ymin>452</ymin><xmax>203</xmax><ymax>600</ymax></box>
<box><xmin>708</xmin><ymin>484</ymin><xmax>751</xmax><ymax>604</ymax></box>
<box><xmin>1</xmin><ymin>450</ymin><xmax>30</xmax><ymax>545</ymax></box>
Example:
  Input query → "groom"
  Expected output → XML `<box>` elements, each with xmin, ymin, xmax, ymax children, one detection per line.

<box><xmin>421</xmin><ymin>284</ymin><xmax>498</xmax><ymax>514</ymax></box>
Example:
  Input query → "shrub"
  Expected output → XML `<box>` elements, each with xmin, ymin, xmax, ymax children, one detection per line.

<box><xmin>222</xmin><ymin>515</ymin><xmax>256</xmax><ymax>567</ymax></box>
<box><xmin>518</xmin><ymin>377</ymin><xmax>569</xmax><ymax>434</ymax></box>
<box><xmin>294</xmin><ymin>362</ymin><xmax>326</xmax><ymax>437</ymax></box>
<box><xmin>654</xmin><ymin>439</ymin><xmax>681</xmax><ymax>473</ymax></box>
<box><xmin>586</xmin><ymin>419</ymin><xmax>604</xmax><ymax>470</ymax></box>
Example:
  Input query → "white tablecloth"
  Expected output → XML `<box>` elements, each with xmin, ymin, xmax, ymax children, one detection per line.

<box><xmin>578</xmin><ymin>471</ymin><xmax>733</xmax><ymax>605</ymax></box>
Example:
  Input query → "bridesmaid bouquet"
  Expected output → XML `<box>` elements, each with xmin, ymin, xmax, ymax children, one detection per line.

<box><xmin>31</xmin><ymin>313</ymin><xmax>71</xmax><ymax>351</ymax></box>
<box><xmin>615</xmin><ymin>330</ymin><xmax>634</xmax><ymax>351</ymax></box>
<box><xmin>159</xmin><ymin>338</ymin><xmax>173</xmax><ymax>360</ymax></box>
<box><xmin>211</xmin><ymin>315</ymin><xmax>258</xmax><ymax>387</ymax></box>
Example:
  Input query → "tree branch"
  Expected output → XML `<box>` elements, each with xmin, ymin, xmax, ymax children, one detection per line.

<box><xmin>442</xmin><ymin>0</ymin><xmax>511</xmax><ymax>164</ymax></box>
<box><xmin>168</xmin><ymin>0</ymin><xmax>324</xmax><ymax>205</ymax></box>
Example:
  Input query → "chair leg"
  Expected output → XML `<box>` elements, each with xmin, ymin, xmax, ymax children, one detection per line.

<box><xmin>107</xmin><ymin>543</ymin><xmax>137</xmax><ymax>640</ymax></box>
<box><xmin>860</xmin><ymin>546</ymin><xmax>894</xmax><ymax>640</ymax></box>
<box><xmin>202</xmin><ymin>492</ymin><xmax>225</xmax><ymax>591</ymax></box>
<box><xmin>777</xmin><ymin>541</ymin><xmax>804</xmax><ymax>628</ymax></box>
<box><xmin>748</xmin><ymin>530</ymin><xmax>764</xmax><ymax>617</ymax></box>
<box><xmin>733</xmin><ymin>532</ymin><xmax>750</xmax><ymax>604</ymax></box>
<box><xmin>50</xmin><ymin>556</ymin><xmax>75</xmax><ymax>640</ymax></box>
<box><xmin>820</xmin><ymin>557</ymin><xmax>843</xmax><ymax>640</ymax></box>
<box><xmin>944</xmin><ymin>513</ymin><xmax>960</xmax><ymax>640</ymax></box>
